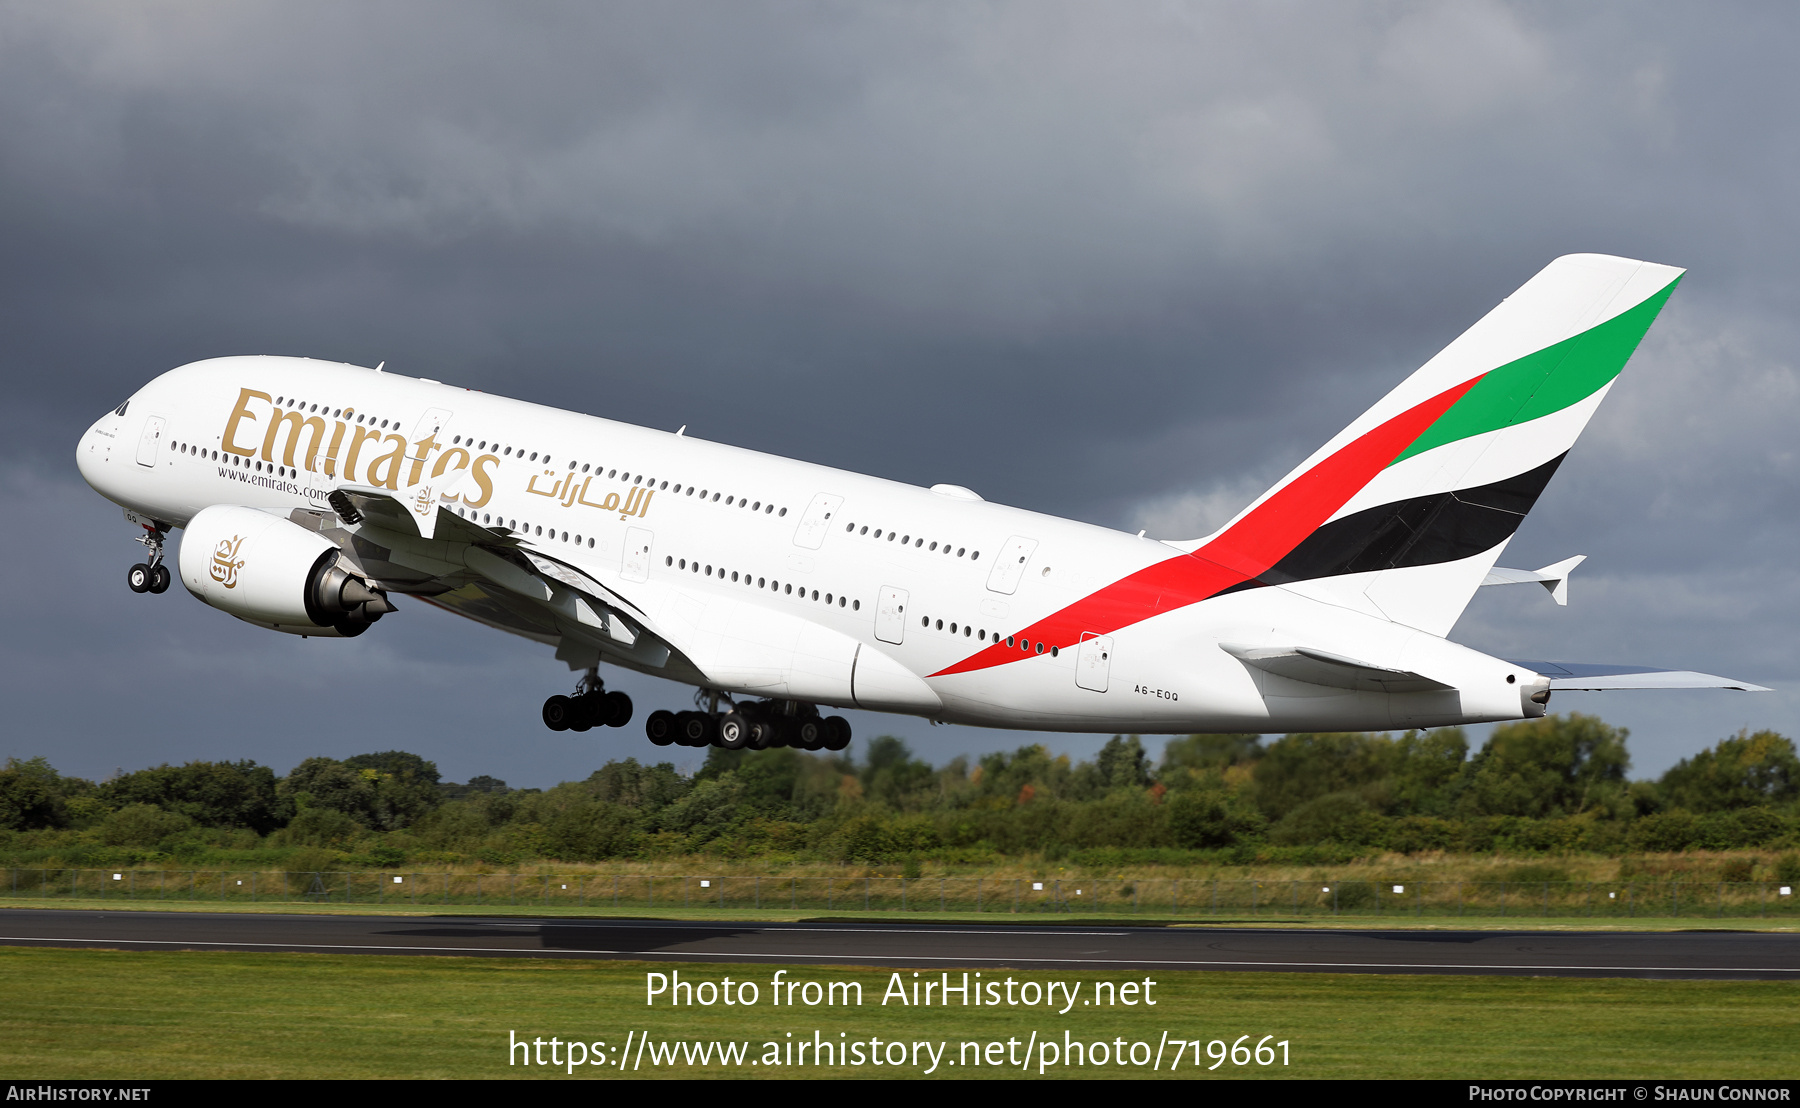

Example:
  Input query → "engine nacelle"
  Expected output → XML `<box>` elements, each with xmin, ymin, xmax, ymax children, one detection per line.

<box><xmin>178</xmin><ymin>505</ymin><xmax>392</xmax><ymax>637</ymax></box>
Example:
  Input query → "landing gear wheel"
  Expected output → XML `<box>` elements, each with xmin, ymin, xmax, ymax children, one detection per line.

<box><xmin>128</xmin><ymin>564</ymin><xmax>151</xmax><ymax>593</ymax></box>
<box><xmin>605</xmin><ymin>691</ymin><xmax>633</xmax><ymax>729</ymax></box>
<box><xmin>797</xmin><ymin>717</ymin><xmax>826</xmax><ymax>751</ymax></box>
<box><xmin>823</xmin><ymin>716</ymin><xmax>851</xmax><ymax>752</ymax></box>
<box><xmin>578</xmin><ymin>691</ymin><xmax>612</xmax><ymax>728</ymax></box>
<box><xmin>542</xmin><ymin>695</ymin><xmax>575</xmax><ymax>732</ymax></box>
<box><xmin>677</xmin><ymin>711</ymin><xmax>714</xmax><ymax>747</ymax></box>
<box><xmin>745</xmin><ymin>719</ymin><xmax>772</xmax><ymax>750</ymax></box>
<box><xmin>645</xmin><ymin>710</ymin><xmax>676</xmax><ymax>746</ymax></box>
<box><xmin>147</xmin><ymin>564</ymin><xmax>171</xmax><ymax>594</ymax></box>
<box><xmin>716</xmin><ymin>711</ymin><xmax>750</xmax><ymax>750</ymax></box>
<box><xmin>567</xmin><ymin>698</ymin><xmax>594</xmax><ymax>732</ymax></box>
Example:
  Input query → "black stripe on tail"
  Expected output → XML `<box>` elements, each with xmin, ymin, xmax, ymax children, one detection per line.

<box><xmin>1222</xmin><ymin>452</ymin><xmax>1566</xmax><ymax>594</ymax></box>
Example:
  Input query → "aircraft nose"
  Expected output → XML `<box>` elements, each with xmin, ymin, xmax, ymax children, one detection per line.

<box><xmin>76</xmin><ymin>413</ymin><xmax>119</xmax><ymax>496</ymax></box>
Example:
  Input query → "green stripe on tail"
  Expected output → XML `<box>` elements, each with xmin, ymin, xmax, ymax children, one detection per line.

<box><xmin>1391</xmin><ymin>276</ymin><xmax>1681</xmax><ymax>467</ymax></box>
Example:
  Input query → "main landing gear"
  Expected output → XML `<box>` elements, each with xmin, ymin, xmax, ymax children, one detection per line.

<box><xmin>542</xmin><ymin>667</ymin><xmax>633</xmax><ymax>733</ymax></box>
<box><xmin>644</xmin><ymin>694</ymin><xmax>851</xmax><ymax>752</ymax></box>
<box><xmin>127</xmin><ymin>523</ymin><xmax>171</xmax><ymax>595</ymax></box>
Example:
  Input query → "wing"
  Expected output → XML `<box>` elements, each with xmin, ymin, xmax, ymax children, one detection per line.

<box><xmin>319</xmin><ymin>487</ymin><xmax>937</xmax><ymax>712</ymax></box>
<box><xmin>325</xmin><ymin>487</ymin><xmax>680</xmax><ymax>671</ymax></box>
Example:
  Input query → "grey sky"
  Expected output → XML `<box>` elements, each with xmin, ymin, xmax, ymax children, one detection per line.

<box><xmin>3</xmin><ymin>2</ymin><xmax>1795</xmax><ymax>786</ymax></box>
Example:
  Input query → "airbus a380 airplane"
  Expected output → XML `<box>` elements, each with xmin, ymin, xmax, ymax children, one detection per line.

<box><xmin>76</xmin><ymin>254</ymin><xmax>1766</xmax><ymax>753</ymax></box>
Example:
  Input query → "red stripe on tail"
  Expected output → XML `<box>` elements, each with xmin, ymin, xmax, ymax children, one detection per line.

<box><xmin>931</xmin><ymin>374</ymin><xmax>1482</xmax><ymax>677</ymax></box>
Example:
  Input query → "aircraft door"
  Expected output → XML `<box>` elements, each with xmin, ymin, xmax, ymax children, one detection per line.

<box><xmin>406</xmin><ymin>408</ymin><xmax>454</xmax><ymax>484</ymax></box>
<box><xmin>986</xmin><ymin>536</ymin><xmax>1039</xmax><ymax>594</ymax></box>
<box><xmin>622</xmin><ymin>527</ymin><xmax>653</xmax><ymax>582</ymax></box>
<box><xmin>875</xmin><ymin>586</ymin><xmax>909</xmax><ymax>645</ymax></box>
<box><xmin>792</xmin><ymin>493</ymin><xmax>843</xmax><ymax>550</ymax></box>
<box><xmin>135</xmin><ymin>416</ymin><xmax>166</xmax><ymax>467</ymax></box>
<box><xmin>1075</xmin><ymin>632</ymin><xmax>1112</xmax><ymax>693</ymax></box>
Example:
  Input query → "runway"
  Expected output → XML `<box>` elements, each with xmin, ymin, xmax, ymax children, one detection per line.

<box><xmin>2</xmin><ymin>908</ymin><xmax>1796</xmax><ymax>979</ymax></box>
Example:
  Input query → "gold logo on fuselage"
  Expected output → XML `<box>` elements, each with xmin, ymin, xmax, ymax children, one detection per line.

<box><xmin>524</xmin><ymin>470</ymin><xmax>655</xmax><ymax>521</ymax></box>
<box><xmin>218</xmin><ymin>387</ymin><xmax>499</xmax><ymax>508</ymax></box>
<box><xmin>216</xmin><ymin>385</ymin><xmax>660</xmax><ymax>526</ymax></box>
<box><xmin>210</xmin><ymin>535</ymin><xmax>246</xmax><ymax>588</ymax></box>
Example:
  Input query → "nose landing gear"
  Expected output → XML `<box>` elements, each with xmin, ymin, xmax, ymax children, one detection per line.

<box><xmin>127</xmin><ymin>523</ymin><xmax>171</xmax><ymax>595</ymax></box>
<box><xmin>542</xmin><ymin>667</ymin><xmax>633</xmax><ymax>733</ymax></box>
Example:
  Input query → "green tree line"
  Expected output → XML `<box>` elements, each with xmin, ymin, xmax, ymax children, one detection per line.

<box><xmin>3</xmin><ymin>714</ymin><xmax>1798</xmax><ymax>866</ymax></box>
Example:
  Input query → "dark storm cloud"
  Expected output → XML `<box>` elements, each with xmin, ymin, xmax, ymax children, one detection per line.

<box><xmin>2</xmin><ymin>2</ymin><xmax>1796</xmax><ymax>782</ymax></box>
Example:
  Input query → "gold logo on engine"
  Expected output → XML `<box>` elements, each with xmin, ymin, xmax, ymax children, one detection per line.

<box><xmin>210</xmin><ymin>535</ymin><xmax>246</xmax><ymax>588</ymax></box>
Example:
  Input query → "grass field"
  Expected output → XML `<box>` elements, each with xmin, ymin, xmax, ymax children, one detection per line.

<box><xmin>3</xmin><ymin>894</ymin><xmax>1797</xmax><ymax>931</ymax></box>
<box><xmin>0</xmin><ymin>945</ymin><xmax>1795</xmax><ymax>1079</ymax></box>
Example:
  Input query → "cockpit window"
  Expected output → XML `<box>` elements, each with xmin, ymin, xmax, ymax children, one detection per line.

<box><xmin>114</xmin><ymin>401</ymin><xmax>129</xmax><ymax>416</ymax></box>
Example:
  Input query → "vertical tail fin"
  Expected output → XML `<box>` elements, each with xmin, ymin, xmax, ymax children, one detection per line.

<box><xmin>1178</xmin><ymin>253</ymin><xmax>1683</xmax><ymax>635</ymax></box>
<box><xmin>934</xmin><ymin>255</ymin><xmax>1682</xmax><ymax>680</ymax></box>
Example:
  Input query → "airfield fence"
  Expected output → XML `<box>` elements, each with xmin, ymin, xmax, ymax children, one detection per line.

<box><xmin>5</xmin><ymin>869</ymin><xmax>1800</xmax><ymax>919</ymax></box>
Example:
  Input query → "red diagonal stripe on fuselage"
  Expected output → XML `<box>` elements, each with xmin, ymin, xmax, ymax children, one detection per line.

<box><xmin>931</xmin><ymin>374</ymin><xmax>1483</xmax><ymax>678</ymax></box>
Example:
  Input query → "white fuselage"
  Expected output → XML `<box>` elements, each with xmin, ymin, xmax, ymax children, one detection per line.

<box><xmin>77</xmin><ymin>356</ymin><xmax>1536</xmax><ymax>733</ymax></box>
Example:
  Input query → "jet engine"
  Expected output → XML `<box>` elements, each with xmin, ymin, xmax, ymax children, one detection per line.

<box><xmin>178</xmin><ymin>504</ymin><xmax>393</xmax><ymax>637</ymax></box>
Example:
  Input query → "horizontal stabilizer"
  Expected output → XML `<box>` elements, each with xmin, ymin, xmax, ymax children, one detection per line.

<box><xmin>1482</xmin><ymin>555</ymin><xmax>1586</xmax><ymax>605</ymax></box>
<box><xmin>1512</xmin><ymin>659</ymin><xmax>1771</xmax><ymax>692</ymax></box>
<box><xmin>1222</xmin><ymin>642</ymin><xmax>1454</xmax><ymax>694</ymax></box>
